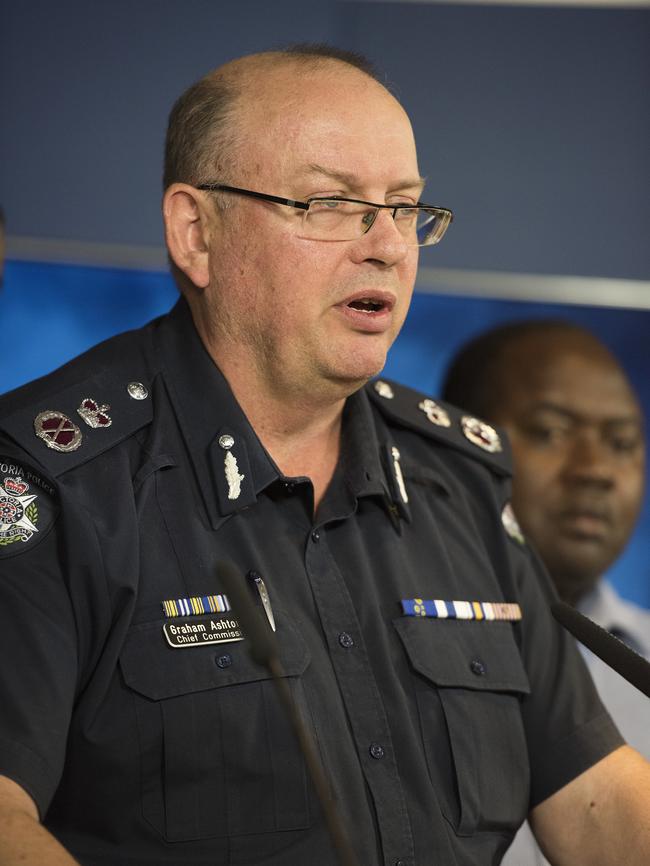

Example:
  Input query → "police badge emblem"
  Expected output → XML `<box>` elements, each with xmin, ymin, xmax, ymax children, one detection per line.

<box><xmin>0</xmin><ymin>476</ymin><xmax>39</xmax><ymax>547</ymax></box>
<box><xmin>0</xmin><ymin>458</ymin><xmax>58</xmax><ymax>558</ymax></box>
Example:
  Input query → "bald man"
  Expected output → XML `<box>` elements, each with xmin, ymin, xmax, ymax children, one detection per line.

<box><xmin>1</xmin><ymin>49</ymin><xmax>650</xmax><ymax>866</ymax></box>
<box><xmin>443</xmin><ymin>319</ymin><xmax>650</xmax><ymax>865</ymax></box>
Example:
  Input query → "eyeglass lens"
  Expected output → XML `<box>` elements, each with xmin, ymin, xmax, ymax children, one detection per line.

<box><xmin>302</xmin><ymin>200</ymin><xmax>449</xmax><ymax>246</ymax></box>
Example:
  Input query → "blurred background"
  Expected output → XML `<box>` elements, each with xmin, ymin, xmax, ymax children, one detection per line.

<box><xmin>1</xmin><ymin>0</ymin><xmax>649</xmax><ymax>602</ymax></box>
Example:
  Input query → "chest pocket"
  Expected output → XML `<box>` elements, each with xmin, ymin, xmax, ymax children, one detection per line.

<box><xmin>120</xmin><ymin>614</ymin><xmax>312</xmax><ymax>843</ymax></box>
<box><xmin>394</xmin><ymin>617</ymin><xmax>531</xmax><ymax>837</ymax></box>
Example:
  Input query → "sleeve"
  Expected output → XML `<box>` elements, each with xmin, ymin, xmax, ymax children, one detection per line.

<box><xmin>0</xmin><ymin>444</ymin><xmax>81</xmax><ymax>817</ymax></box>
<box><xmin>515</xmin><ymin>541</ymin><xmax>625</xmax><ymax>808</ymax></box>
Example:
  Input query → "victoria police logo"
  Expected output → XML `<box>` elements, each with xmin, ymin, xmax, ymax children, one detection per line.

<box><xmin>0</xmin><ymin>475</ymin><xmax>39</xmax><ymax>547</ymax></box>
<box><xmin>0</xmin><ymin>457</ymin><xmax>58</xmax><ymax>557</ymax></box>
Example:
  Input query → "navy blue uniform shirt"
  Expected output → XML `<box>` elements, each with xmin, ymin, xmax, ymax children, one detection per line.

<box><xmin>0</xmin><ymin>299</ymin><xmax>622</xmax><ymax>865</ymax></box>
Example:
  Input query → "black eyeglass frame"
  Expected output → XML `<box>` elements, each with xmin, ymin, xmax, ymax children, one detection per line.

<box><xmin>195</xmin><ymin>183</ymin><xmax>454</xmax><ymax>243</ymax></box>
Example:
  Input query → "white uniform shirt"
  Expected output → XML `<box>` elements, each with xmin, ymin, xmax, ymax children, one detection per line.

<box><xmin>502</xmin><ymin>580</ymin><xmax>650</xmax><ymax>865</ymax></box>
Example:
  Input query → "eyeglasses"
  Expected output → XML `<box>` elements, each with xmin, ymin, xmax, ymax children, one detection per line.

<box><xmin>196</xmin><ymin>183</ymin><xmax>453</xmax><ymax>246</ymax></box>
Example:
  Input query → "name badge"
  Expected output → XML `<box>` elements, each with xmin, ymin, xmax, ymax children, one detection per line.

<box><xmin>162</xmin><ymin>614</ymin><xmax>244</xmax><ymax>649</ymax></box>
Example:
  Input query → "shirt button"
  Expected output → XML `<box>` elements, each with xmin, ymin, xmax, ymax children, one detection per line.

<box><xmin>470</xmin><ymin>659</ymin><xmax>487</xmax><ymax>676</ymax></box>
<box><xmin>284</xmin><ymin>481</ymin><xmax>295</xmax><ymax>493</ymax></box>
<box><xmin>369</xmin><ymin>742</ymin><xmax>385</xmax><ymax>760</ymax></box>
<box><xmin>311</xmin><ymin>530</ymin><xmax>320</xmax><ymax>543</ymax></box>
<box><xmin>216</xmin><ymin>653</ymin><xmax>233</xmax><ymax>669</ymax></box>
<box><xmin>338</xmin><ymin>632</ymin><xmax>355</xmax><ymax>649</ymax></box>
<box><xmin>394</xmin><ymin>860</ymin><xmax>407</xmax><ymax>866</ymax></box>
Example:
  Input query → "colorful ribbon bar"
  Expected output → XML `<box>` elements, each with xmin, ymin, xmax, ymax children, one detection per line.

<box><xmin>401</xmin><ymin>598</ymin><xmax>522</xmax><ymax>621</ymax></box>
<box><xmin>162</xmin><ymin>593</ymin><xmax>231</xmax><ymax>619</ymax></box>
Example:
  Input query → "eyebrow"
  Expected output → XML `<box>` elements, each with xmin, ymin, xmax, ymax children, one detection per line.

<box><xmin>527</xmin><ymin>401</ymin><xmax>642</xmax><ymax>426</ymax></box>
<box><xmin>302</xmin><ymin>163</ymin><xmax>426</xmax><ymax>195</ymax></box>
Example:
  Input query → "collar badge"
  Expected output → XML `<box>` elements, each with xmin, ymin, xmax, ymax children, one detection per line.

<box><xmin>77</xmin><ymin>397</ymin><xmax>112</xmax><ymax>428</ymax></box>
<box><xmin>219</xmin><ymin>435</ymin><xmax>245</xmax><ymax>500</ymax></box>
<box><xmin>502</xmin><ymin>502</ymin><xmax>525</xmax><ymax>544</ymax></box>
<box><xmin>391</xmin><ymin>446</ymin><xmax>409</xmax><ymax>504</ymax></box>
<box><xmin>418</xmin><ymin>398</ymin><xmax>451</xmax><ymax>428</ymax></box>
<box><xmin>34</xmin><ymin>410</ymin><xmax>82</xmax><ymax>452</ymax></box>
<box><xmin>461</xmin><ymin>415</ymin><xmax>502</xmax><ymax>453</ymax></box>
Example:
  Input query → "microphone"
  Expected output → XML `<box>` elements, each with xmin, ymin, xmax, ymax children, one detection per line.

<box><xmin>551</xmin><ymin>601</ymin><xmax>650</xmax><ymax>699</ymax></box>
<box><xmin>216</xmin><ymin>560</ymin><xmax>360</xmax><ymax>866</ymax></box>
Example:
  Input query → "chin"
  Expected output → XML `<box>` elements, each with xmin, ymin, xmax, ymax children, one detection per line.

<box><xmin>336</xmin><ymin>344</ymin><xmax>389</xmax><ymax>382</ymax></box>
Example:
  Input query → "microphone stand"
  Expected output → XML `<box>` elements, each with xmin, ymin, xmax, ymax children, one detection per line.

<box><xmin>217</xmin><ymin>561</ymin><xmax>360</xmax><ymax>866</ymax></box>
<box><xmin>552</xmin><ymin>600</ymin><xmax>650</xmax><ymax>699</ymax></box>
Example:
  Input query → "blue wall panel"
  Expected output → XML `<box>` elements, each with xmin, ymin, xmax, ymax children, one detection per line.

<box><xmin>3</xmin><ymin>2</ymin><xmax>649</xmax><ymax>279</ymax></box>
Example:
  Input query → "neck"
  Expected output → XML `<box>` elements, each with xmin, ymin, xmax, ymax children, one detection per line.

<box><xmin>188</xmin><ymin>299</ymin><xmax>367</xmax><ymax>509</ymax></box>
<box><xmin>211</xmin><ymin>353</ymin><xmax>353</xmax><ymax>512</ymax></box>
<box><xmin>242</xmin><ymin>385</ymin><xmax>347</xmax><ymax>511</ymax></box>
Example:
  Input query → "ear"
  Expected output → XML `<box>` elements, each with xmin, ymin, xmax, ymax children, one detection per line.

<box><xmin>163</xmin><ymin>184</ymin><xmax>214</xmax><ymax>289</ymax></box>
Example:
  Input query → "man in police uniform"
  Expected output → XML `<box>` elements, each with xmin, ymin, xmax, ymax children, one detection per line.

<box><xmin>0</xmin><ymin>46</ymin><xmax>649</xmax><ymax>866</ymax></box>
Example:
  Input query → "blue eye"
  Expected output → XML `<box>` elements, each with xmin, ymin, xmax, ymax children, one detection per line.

<box><xmin>309</xmin><ymin>199</ymin><xmax>342</xmax><ymax>212</ymax></box>
<box><xmin>394</xmin><ymin>207</ymin><xmax>417</xmax><ymax>221</ymax></box>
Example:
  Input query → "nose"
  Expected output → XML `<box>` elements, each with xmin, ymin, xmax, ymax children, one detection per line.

<box><xmin>564</xmin><ymin>431</ymin><xmax>615</xmax><ymax>488</ymax></box>
<box><xmin>351</xmin><ymin>207</ymin><xmax>411</xmax><ymax>267</ymax></box>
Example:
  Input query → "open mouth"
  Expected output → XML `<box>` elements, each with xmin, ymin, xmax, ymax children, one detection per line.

<box><xmin>347</xmin><ymin>298</ymin><xmax>386</xmax><ymax>313</ymax></box>
<box><xmin>336</xmin><ymin>290</ymin><xmax>396</xmax><ymax>332</ymax></box>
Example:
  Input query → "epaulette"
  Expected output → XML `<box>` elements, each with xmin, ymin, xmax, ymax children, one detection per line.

<box><xmin>366</xmin><ymin>377</ymin><xmax>512</xmax><ymax>477</ymax></box>
<box><xmin>0</xmin><ymin>338</ymin><xmax>155</xmax><ymax>479</ymax></box>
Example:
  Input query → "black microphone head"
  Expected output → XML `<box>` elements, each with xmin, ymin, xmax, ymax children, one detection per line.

<box><xmin>551</xmin><ymin>600</ymin><xmax>650</xmax><ymax>699</ymax></box>
<box><xmin>216</xmin><ymin>560</ymin><xmax>279</xmax><ymax>668</ymax></box>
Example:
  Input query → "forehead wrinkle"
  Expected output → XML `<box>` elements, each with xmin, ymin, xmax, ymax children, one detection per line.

<box><xmin>300</xmin><ymin>163</ymin><xmax>425</xmax><ymax>195</ymax></box>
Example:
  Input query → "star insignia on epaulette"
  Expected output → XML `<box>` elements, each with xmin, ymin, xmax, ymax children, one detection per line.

<box><xmin>461</xmin><ymin>415</ymin><xmax>502</xmax><ymax>453</ymax></box>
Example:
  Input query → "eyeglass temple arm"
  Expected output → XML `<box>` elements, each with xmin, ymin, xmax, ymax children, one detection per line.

<box><xmin>197</xmin><ymin>184</ymin><xmax>310</xmax><ymax>211</ymax></box>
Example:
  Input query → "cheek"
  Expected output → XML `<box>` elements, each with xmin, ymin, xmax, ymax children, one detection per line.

<box><xmin>618</xmin><ymin>472</ymin><xmax>645</xmax><ymax>523</ymax></box>
<box><xmin>510</xmin><ymin>453</ymin><xmax>560</xmax><ymax>522</ymax></box>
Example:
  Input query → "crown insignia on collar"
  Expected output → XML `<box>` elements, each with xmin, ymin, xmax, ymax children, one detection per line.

<box><xmin>77</xmin><ymin>397</ymin><xmax>112</xmax><ymax>429</ymax></box>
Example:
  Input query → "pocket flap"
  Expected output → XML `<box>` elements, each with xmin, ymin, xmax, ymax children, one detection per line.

<box><xmin>394</xmin><ymin>617</ymin><xmax>530</xmax><ymax>694</ymax></box>
<box><xmin>120</xmin><ymin>613</ymin><xmax>309</xmax><ymax>700</ymax></box>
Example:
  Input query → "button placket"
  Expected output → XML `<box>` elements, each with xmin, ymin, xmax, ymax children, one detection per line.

<box><xmin>302</xmin><ymin>518</ymin><xmax>416</xmax><ymax>866</ymax></box>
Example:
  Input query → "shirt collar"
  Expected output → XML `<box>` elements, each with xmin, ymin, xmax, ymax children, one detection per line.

<box><xmin>156</xmin><ymin>299</ymin><xmax>279</xmax><ymax>528</ymax></box>
<box><xmin>578</xmin><ymin>579</ymin><xmax>650</xmax><ymax>657</ymax></box>
<box><xmin>338</xmin><ymin>388</ymin><xmax>411</xmax><ymax>526</ymax></box>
